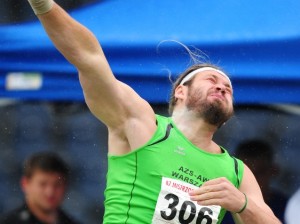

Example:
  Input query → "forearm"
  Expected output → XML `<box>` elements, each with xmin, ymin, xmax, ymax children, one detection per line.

<box><xmin>28</xmin><ymin>0</ymin><xmax>103</xmax><ymax>71</ymax></box>
<box><xmin>188</xmin><ymin>176</ymin><xmax>281</xmax><ymax>224</ymax></box>
<box><xmin>233</xmin><ymin>197</ymin><xmax>281</xmax><ymax>224</ymax></box>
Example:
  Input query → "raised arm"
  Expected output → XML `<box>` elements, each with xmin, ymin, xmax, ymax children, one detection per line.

<box><xmin>27</xmin><ymin>0</ymin><xmax>156</xmax><ymax>153</ymax></box>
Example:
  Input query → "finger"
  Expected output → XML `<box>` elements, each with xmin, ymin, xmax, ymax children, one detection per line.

<box><xmin>190</xmin><ymin>177</ymin><xmax>233</xmax><ymax>196</ymax></box>
<box><xmin>195</xmin><ymin>198</ymin><xmax>222</xmax><ymax>207</ymax></box>
<box><xmin>201</xmin><ymin>177</ymin><xmax>229</xmax><ymax>187</ymax></box>
<box><xmin>189</xmin><ymin>183</ymin><xmax>225</xmax><ymax>196</ymax></box>
<box><xmin>190</xmin><ymin>191</ymin><xmax>223</xmax><ymax>202</ymax></box>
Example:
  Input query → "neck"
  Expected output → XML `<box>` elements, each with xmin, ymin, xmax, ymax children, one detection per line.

<box><xmin>171</xmin><ymin>108</ymin><xmax>221</xmax><ymax>153</ymax></box>
<box><xmin>26</xmin><ymin>199</ymin><xmax>57</xmax><ymax>224</ymax></box>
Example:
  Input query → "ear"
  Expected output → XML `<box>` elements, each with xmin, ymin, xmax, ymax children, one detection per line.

<box><xmin>21</xmin><ymin>176</ymin><xmax>29</xmax><ymax>193</ymax></box>
<box><xmin>174</xmin><ymin>85</ymin><xmax>187</xmax><ymax>101</ymax></box>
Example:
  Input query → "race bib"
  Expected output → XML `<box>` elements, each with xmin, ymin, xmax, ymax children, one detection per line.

<box><xmin>152</xmin><ymin>177</ymin><xmax>221</xmax><ymax>224</ymax></box>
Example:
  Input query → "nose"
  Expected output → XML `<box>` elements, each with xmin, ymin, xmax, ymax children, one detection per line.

<box><xmin>215</xmin><ymin>84</ymin><xmax>226</xmax><ymax>95</ymax></box>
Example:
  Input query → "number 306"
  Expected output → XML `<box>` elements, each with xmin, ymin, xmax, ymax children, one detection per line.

<box><xmin>161</xmin><ymin>193</ymin><xmax>214</xmax><ymax>224</ymax></box>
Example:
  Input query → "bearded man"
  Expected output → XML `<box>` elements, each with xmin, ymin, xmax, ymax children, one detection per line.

<box><xmin>25</xmin><ymin>0</ymin><xmax>281</xmax><ymax>223</ymax></box>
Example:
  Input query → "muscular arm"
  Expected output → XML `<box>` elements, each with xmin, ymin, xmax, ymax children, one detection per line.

<box><xmin>232</xmin><ymin>165</ymin><xmax>281</xmax><ymax>224</ymax></box>
<box><xmin>28</xmin><ymin>1</ymin><xmax>156</xmax><ymax>153</ymax></box>
<box><xmin>189</xmin><ymin>164</ymin><xmax>281</xmax><ymax>224</ymax></box>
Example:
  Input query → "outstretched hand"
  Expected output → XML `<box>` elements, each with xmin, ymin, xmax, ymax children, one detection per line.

<box><xmin>189</xmin><ymin>177</ymin><xmax>246</xmax><ymax>213</ymax></box>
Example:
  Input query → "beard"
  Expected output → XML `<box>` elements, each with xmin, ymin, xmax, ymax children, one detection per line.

<box><xmin>186</xmin><ymin>87</ymin><xmax>234</xmax><ymax>127</ymax></box>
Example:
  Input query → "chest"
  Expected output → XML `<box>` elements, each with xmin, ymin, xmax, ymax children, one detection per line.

<box><xmin>136</xmin><ymin>132</ymin><xmax>237</xmax><ymax>188</ymax></box>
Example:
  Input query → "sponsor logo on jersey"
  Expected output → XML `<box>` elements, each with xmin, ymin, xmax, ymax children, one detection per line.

<box><xmin>174</xmin><ymin>146</ymin><xmax>186</xmax><ymax>156</ymax></box>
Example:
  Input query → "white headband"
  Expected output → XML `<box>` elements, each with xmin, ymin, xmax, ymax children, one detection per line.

<box><xmin>180</xmin><ymin>67</ymin><xmax>232</xmax><ymax>88</ymax></box>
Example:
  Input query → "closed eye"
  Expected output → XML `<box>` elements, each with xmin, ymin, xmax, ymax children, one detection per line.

<box><xmin>207</xmin><ymin>77</ymin><xmax>217</xmax><ymax>83</ymax></box>
<box><xmin>225</xmin><ymin>87</ymin><xmax>233</xmax><ymax>95</ymax></box>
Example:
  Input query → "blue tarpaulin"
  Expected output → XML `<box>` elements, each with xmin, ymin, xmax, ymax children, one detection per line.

<box><xmin>0</xmin><ymin>0</ymin><xmax>299</xmax><ymax>104</ymax></box>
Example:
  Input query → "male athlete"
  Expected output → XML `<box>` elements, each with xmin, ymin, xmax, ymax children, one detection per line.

<box><xmin>26</xmin><ymin>1</ymin><xmax>281</xmax><ymax>223</ymax></box>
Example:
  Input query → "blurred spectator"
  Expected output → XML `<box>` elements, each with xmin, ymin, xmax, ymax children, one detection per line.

<box><xmin>222</xmin><ymin>139</ymin><xmax>288</xmax><ymax>223</ymax></box>
<box><xmin>0</xmin><ymin>152</ymin><xmax>79</xmax><ymax>224</ymax></box>
<box><xmin>285</xmin><ymin>188</ymin><xmax>300</xmax><ymax>224</ymax></box>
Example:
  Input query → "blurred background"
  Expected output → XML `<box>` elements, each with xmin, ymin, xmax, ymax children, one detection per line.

<box><xmin>1</xmin><ymin>0</ymin><xmax>300</xmax><ymax>223</ymax></box>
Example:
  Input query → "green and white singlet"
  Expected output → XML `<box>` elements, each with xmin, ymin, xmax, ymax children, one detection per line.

<box><xmin>103</xmin><ymin>115</ymin><xmax>244</xmax><ymax>224</ymax></box>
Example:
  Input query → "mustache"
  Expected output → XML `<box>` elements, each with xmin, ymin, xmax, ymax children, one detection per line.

<box><xmin>207</xmin><ymin>90</ymin><xmax>226</xmax><ymax>101</ymax></box>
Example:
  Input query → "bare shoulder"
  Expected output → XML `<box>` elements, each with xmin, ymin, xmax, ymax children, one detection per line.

<box><xmin>80</xmin><ymin>68</ymin><xmax>157</xmax><ymax>155</ymax></box>
<box><xmin>107</xmin><ymin>98</ymin><xmax>157</xmax><ymax>155</ymax></box>
<box><xmin>100</xmin><ymin>81</ymin><xmax>157</xmax><ymax>155</ymax></box>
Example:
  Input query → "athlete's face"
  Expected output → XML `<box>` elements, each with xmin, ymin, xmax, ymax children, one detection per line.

<box><xmin>185</xmin><ymin>71</ymin><xmax>234</xmax><ymax>126</ymax></box>
<box><xmin>22</xmin><ymin>170</ymin><xmax>66</xmax><ymax>212</ymax></box>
